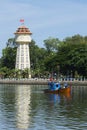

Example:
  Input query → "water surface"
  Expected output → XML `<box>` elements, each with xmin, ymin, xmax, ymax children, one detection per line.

<box><xmin>0</xmin><ymin>84</ymin><xmax>87</xmax><ymax>130</ymax></box>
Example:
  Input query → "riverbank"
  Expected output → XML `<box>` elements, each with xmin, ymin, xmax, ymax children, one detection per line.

<box><xmin>0</xmin><ymin>79</ymin><xmax>48</xmax><ymax>85</ymax></box>
<box><xmin>0</xmin><ymin>78</ymin><xmax>87</xmax><ymax>85</ymax></box>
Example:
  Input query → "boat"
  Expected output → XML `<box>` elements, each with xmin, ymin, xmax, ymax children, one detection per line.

<box><xmin>44</xmin><ymin>82</ymin><xmax>71</xmax><ymax>94</ymax></box>
<box><xmin>44</xmin><ymin>86</ymin><xmax>71</xmax><ymax>94</ymax></box>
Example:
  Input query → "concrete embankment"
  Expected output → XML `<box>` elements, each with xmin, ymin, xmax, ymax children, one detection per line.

<box><xmin>0</xmin><ymin>79</ymin><xmax>87</xmax><ymax>85</ymax></box>
<box><xmin>0</xmin><ymin>79</ymin><xmax>48</xmax><ymax>85</ymax></box>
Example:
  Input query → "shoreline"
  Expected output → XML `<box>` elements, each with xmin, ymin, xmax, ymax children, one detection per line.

<box><xmin>0</xmin><ymin>79</ymin><xmax>87</xmax><ymax>85</ymax></box>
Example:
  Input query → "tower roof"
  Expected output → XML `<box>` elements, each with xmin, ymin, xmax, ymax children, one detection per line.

<box><xmin>14</xmin><ymin>25</ymin><xmax>32</xmax><ymax>35</ymax></box>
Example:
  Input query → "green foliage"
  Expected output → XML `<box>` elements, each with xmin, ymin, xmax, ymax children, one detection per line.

<box><xmin>6</xmin><ymin>38</ymin><xmax>17</xmax><ymax>47</ymax></box>
<box><xmin>30</xmin><ymin>40</ymin><xmax>47</xmax><ymax>77</ymax></box>
<box><xmin>0</xmin><ymin>47</ymin><xmax>16</xmax><ymax>69</ymax></box>
<box><xmin>56</xmin><ymin>35</ymin><xmax>87</xmax><ymax>77</ymax></box>
<box><xmin>0</xmin><ymin>67</ymin><xmax>11</xmax><ymax>78</ymax></box>
<box><xmin>0</xmin><ymin>35</ymin><xmax>87</xmax><ymax>78</ymax></box>
<box><xmin>44</xmin><ymin>37</ymin><xmax>60</xmax><ymax>53</ymax></box>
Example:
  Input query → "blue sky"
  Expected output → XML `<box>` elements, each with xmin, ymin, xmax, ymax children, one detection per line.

<box><xmin>0</xmin><ymin>0</ymin><xmax>87</xmax><ymax>57</ymax></box>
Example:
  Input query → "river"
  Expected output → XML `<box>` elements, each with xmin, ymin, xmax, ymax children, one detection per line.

<box><xmin>0</xmin><ymin>84</ymin><xmax>87</xmax><ymax>130</ymax></box>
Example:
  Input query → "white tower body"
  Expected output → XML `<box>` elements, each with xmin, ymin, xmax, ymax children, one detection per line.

<box><xmin>14</xmin><ymin>26</ymin><xmax>32</xmax><ymax>78</ymax></box>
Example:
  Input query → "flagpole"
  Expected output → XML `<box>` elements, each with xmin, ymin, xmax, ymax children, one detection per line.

<box><xmin>20</xmin><ymin>19</ymin><xmax>24</xmax><ymax>25</ymax></box>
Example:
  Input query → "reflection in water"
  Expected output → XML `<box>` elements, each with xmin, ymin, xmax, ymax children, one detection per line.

<box><xmin>48</xmin><ymin>92</ymin><xmax>71</xmax><ymax>104</ymax></box>
<box><xmin>49</xmin><ymin>94</ymin><xmax>61</xmax><ymax>103</ymax></box>
<box><xmin>15</xmin><ymin>85</ymin><xmax>31</xmax><ymax>129</ymax></box>
<box><xmin>1</xmin><ymin>85</ymin><xmax>87</xmax><ymax>130</ymax></box>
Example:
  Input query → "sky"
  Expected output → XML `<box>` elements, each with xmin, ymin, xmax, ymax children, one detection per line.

<box><xmin>0</xmin><ymin>0</ymin><xmax>87</xmax><ymax>57</ymax></box>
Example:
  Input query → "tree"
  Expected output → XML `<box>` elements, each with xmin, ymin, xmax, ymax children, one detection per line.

<box><xmin>30</xmin><ymin>40</ymin><xmax>47</xmax><ymax>77</ymax></box>
<box><xmin>44</xmin><ymin>37</ymin><xmax>60</xmax><ymax>53</ymax></box>
<box><xmin>56</xmin><ymin>37</ymin><xmax>87</xmax><ymax>77</ymax></box>
<box><xmin>64</xmin><ymin>34</ymin><xmax>85</xmax><ymax>44</ymax></box>
<box><xmin>0</xmin><ymin>35</ymin><xmax>87</xmax><ymax>79</ymax></box>
<box><xmin>0</xmin><ymin>67</ymin><xmax>10</xmax><ymax>78</ymax></box>
<box><xmin>0</xmin><ymin>47</ymin><xmax>16</xmax><ymax>69</ymax></box>
<box><xmin>6</xmin><ymin>38</ymin><xmax>17</xmax><ymax>47</ymax></box>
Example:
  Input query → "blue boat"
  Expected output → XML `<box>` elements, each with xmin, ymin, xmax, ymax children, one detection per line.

<box><xmin>44</xmin><ymin>81</ymin><xmax>71</xmax><ymax>94</ymax></box>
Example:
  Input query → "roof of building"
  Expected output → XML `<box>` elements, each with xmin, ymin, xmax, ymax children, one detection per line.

<box><xmin>14</xmin><ymin>25</ymin><xmax>32</xmax><ymax>35</ymax></box>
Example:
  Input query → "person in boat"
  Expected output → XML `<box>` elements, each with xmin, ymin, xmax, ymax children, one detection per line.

<box><xmin>48</xmin><ymin>77</ymin><xmax>56</xmax><ymax>90</ymax></box>
<box><xmin>49</xmin><ymin>77</ymin><xmax>61</xmax><ymax>91</ymax></box>
<box><xmin>48</xmin><ymin>80</ymin><xmax>55</xmax><ymax>90</ymax></box>
<box><xmin>64</xmin><ymin>82</ymin><xmax>68</xmax><ymax>88</ymax></box>
<box><xmin>56</xmin><ymin>82</ymin><xmax>61</xmax><ymax>90</ymax></box>
<box><xmin>50</xmin><ymin>77</ymin><xmax>53</xmax><ymax>81</ymax></box>
<box><xmin>49</xmin><ymin>82</ymin><xmax>61</xmax><ymax>91</ymax></box>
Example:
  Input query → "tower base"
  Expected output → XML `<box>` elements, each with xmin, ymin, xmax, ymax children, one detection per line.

<box><xmin>28</xmin><ymin>74</ymin><xmax>31</xmax><ymax>78</ymax></box>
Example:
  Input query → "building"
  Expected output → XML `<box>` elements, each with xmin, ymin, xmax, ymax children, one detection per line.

<box><xmin>14</xmin><ymin>25</ymin><xmax>32</xmax><ymax>78</ymax></box>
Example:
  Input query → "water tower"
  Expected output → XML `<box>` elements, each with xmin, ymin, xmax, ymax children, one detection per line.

<box><xmin>14</xmin><ymin>23</ymin><xmax>32</xmax><ymax>78</ymax></box>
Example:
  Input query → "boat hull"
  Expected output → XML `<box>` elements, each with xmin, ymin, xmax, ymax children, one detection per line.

<box><xmin>44</xmin><ymin>86</ymin><xmax>71</xmax><ymax>94</ymax></box>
